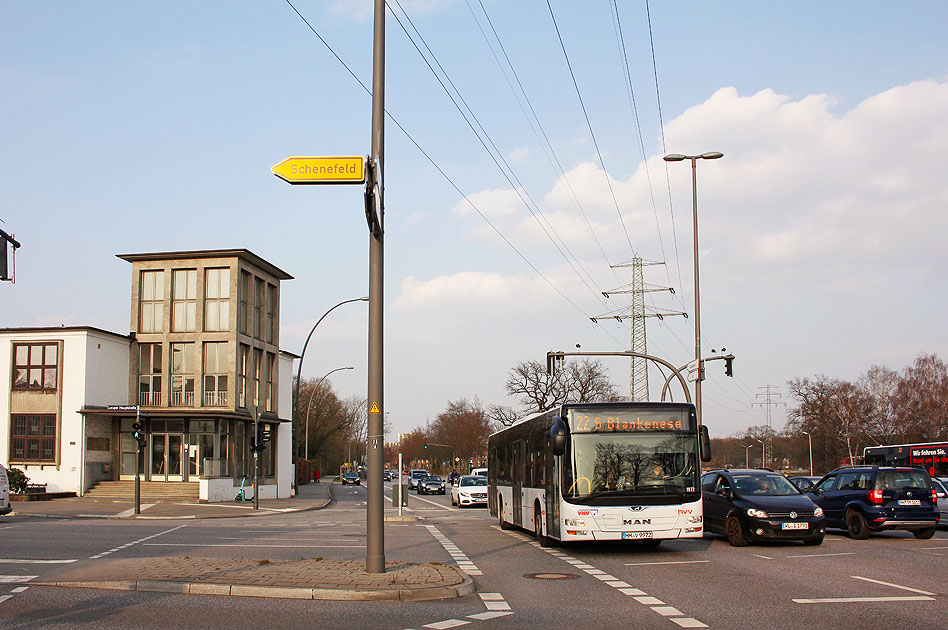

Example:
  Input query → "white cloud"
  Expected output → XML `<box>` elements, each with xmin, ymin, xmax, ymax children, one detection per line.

<box><xmin>508</xmin><ymin>146</ymin><xmax>530</xmax><ymax>163</ymax></box>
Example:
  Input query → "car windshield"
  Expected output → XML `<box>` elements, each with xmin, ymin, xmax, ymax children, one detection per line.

<box><xmin>424</xmin><ymin>476</ymin><xmax>442</xmax><ymax>482</ymax></box>
<box><xmin>732</xmin><ymin>474</ymin><xmax>800</xmax><ymax>496</ymax></box>
<box><xmin>460</xmin><ymin>477</ymin><xmax>487</xmax><ymax>487</ymax></box>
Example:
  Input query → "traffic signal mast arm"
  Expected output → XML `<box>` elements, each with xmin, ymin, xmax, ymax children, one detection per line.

<box><xmin>545</xmin><ymin>350</ymin><xmax>693</xmax><ymax>404</ymax></box>
<box><xmin>659</xmin><ymin>353</ymin><xmax>735</xmax><ymax>402</ymax></box>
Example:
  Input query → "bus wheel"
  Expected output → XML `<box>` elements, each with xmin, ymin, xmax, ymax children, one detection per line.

<box><xmin>534</xmin><ymin>505</ymin><xmax>552</xmax><ymax>547</ymax></box>
<box><xmin>498</xmin><ymin>497</ymin><xmax>512</xmax><ymax>530</ymax></box>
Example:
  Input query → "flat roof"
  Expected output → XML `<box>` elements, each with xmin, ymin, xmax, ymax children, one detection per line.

<box><xmin>117</xmin><ymin>249</ymin><xmax>293</xmax><ymax>280</ymax></box>
<box><xmin>0</xmin><ymin>326</ymin><xmax>131</xmax><ymax>341</ymax></box>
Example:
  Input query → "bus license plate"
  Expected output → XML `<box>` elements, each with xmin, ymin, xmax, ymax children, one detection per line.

<box><xmin>781</xmin><ymin>522</ymin><xmax>808</xmax><ymax>530</ymax></box>
<box><xmin>623</xmin><ymin>532</ymin><xmax>653</xmax><ymax>539</ymax></box>
<box><xmin>898</xmin><ymin>499</ymin><xmax>921</xmax><ymax>506</ymax></box>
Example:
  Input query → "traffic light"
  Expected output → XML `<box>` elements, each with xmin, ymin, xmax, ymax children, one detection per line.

<box><xmin>424</xmin><ymin>443</ymin><xmax>428</xmax><ymax>449</ymax></box>
<box><xmin>724</xmin><ymin>356</ymin><xmax>734</xmax><ymax>377</ymax></box>
<box><xmin>132</xmin><ymin>421</ymin><xmax>146</xmax><ymax>448</ymax></box>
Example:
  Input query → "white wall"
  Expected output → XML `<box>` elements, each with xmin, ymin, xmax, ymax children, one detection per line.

<box><xmin>277</xmin><ymin>352</ymin><xmax>295</xmax><ymax>498</ymax></box>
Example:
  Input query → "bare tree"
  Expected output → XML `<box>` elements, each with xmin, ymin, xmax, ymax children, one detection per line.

<box><xmin>426</xmin><ymin>398</ymin><xmax>496</xmax><ymax>470</ymax></box>
<box><xmin>893</xmin><ymin>354</ymin><xmax>948</xmax><ymax>441</ymax></box>
<box><xmin>487</xmin><ymin>404</ymin><xmax>520</xmax><ymax>427</ymax></box>
<box><xmin>504</xmin><ymin>358</ymin><xmax>620</xmax><ymax>413</ymax></box>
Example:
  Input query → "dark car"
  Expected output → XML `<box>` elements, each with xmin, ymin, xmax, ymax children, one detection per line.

<box><xmin>341</xmin><ymin>472</ymin><xmax>361</xmax><ymax>485</ymax></box>
<box><xmin>418</xmin><ymin>475</ymin><xmax>446</xmax><ymax>495</ymax></box>
<box><xmin>408</xmin><ymin>469</ymin><xmax>429</xmax><ymax>490</ymax></box>
<box><xmin>807</xmin><ymin>466</ymin><xmax>938</xmax><ymax>539</ymax></box>
<box><xmin>701</xmin><ymin>469</ymin><xmax>825</xmax><ymax>547</ymax></box>
<box><xmin>788</xmin><ymin>476</ymin><xmax>821</xmax><ymax>492</ymax></box>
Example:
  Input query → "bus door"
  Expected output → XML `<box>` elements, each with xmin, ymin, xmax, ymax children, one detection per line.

<box><xmin>547</xmin><ymin>454</ymin><xmax>561</xmax><ymax>539</ymax></box>
<box><xmin>512</xmin><ymin>440</ymin><xmax>523</xmax><ymax>527</ymax></box>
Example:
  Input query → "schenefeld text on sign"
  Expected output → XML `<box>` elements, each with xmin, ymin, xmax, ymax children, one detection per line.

<box><xmin>291</xmin><ymin>162</ymin><xmax>359</xmax><ymax>175</ymax></box>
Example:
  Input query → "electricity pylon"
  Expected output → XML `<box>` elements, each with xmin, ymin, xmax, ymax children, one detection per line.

<box><xmin>592</xmin><ymin>258</ymin><xmax>685</xmax><ymax>402</ymax></box>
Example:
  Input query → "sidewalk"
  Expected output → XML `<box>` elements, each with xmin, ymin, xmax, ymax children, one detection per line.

<box><xmin>12</xmin><ymin>481</ymin><xmax>473</xmax><ymax>601</ymax></box>
<box><xmin>9</xmin><ymin>479</ymin><xmax>333</xmax><ymax>520</ymax></box>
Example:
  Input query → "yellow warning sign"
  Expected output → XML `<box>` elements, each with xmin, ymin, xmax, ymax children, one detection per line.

<box><xmin>369</xmin><ymin>403</ymin><xmax>381</xmax><ymax>414</ymax></box>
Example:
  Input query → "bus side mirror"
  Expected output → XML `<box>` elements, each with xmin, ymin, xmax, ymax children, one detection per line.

<box><xmin>550</xmin><ymin>417</ymin><xmax>568</xmax><ymax>457</ymax></box>
<box><xmin>699</xmin><ymin>425</ymin><xmax>712</xmax><ymax>463</ymax></box>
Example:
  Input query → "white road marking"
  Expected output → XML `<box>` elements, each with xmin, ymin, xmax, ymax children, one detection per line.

<box><xmin>410</xmin><ymin>494</ymin><xmax>456</xmax><ymax>511</ymax></box>
<box><xmin>423</xmin><ymin>525</ymin><xmax>482</xmax><ymax>575</ymax></box>
<box><xmin>670</xmin><ymin>618</ymin><xmax>708</xmax><ymax>628</ymax></box>
<box><xmin>0</xmin><ymin>558</ymin><xmax>79</xmax><ymax>564</ymax></box>
<box><xmin>0</xmin><ymin>576</ymin><xmax>36</xmax><ymax>583</ymax></box>
<box><xmin>785</xmin><ymin>552</ymin><xmax>855</xmax><ymax>559</ymax></box>
<box><xmin>754</xmin><ymin>554</ymin><xmax>774</xmax><ymax>560</ymax></box>
<box><xmin>0</xmin><ymin>595</ymin><xmax>11</xmax><ymax>604</ymax></box>
<box><xmin>793</xmin><ymin>596</ymin><xmax>934</xmax><ymax>604</ymax></box>
<box><xmin>423</xmin><ymin>620</ymin><xmax>469</xmax><ymax>629</ymax></box>
<box><xmin>625</xmin><ymin>560</ymin><xmax>710</xmax><ymax>566</ymax></box>
<box><xmin>850</xmin><ymin>576</ymin><xmax>936</xmax><ymax>596</ymax></box>
<box><xmin>143</xmin><ymin>543</ymin><xmax>364</xmax><ymax>548</ymax></box>
<box><xmin>89</xmin><ymin>524</ymin><xmax>188</xmax><ymax>559</ymax></box>
<box><xmin>467</xmin><ymin>611</ymin><xmax>513</xmax><ymax>621</ymax></box>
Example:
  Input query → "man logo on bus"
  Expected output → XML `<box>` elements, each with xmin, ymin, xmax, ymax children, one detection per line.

<box><xmin>624</xmin><ymin>518</ymin><xmax>651</xmax><ymax>526</ymax></box>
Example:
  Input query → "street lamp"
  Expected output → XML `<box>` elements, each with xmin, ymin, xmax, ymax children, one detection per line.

<box><xmin>303</xmin><ymin>366</ymin><xmax>355</xmax><ymax>463</ymax></box>
<box><xmin>740</xmin><ymin>444</ymin><xmax>752</xmax><ymax>468</ymax></box>
<box><xmin>802</xmin><ymin>430</ymin><xmax>813</xmax><ymax>476</ymax></box>
<box><xmin>663</xmin><ymin>151</ymin><xmax>724</xmax><ymax>429</ymax></box>
<box><xmin>293</xmin><ymin>297</ymin><xmax>369</xmax><ymax>493</ymax></box>
<box><xmin>756</xmin><ymin>438</ymin><xmax>765</xmax><ymax>469</ymax></box>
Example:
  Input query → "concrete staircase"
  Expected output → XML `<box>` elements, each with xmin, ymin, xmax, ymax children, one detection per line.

<box><xmin>85</xmin><ymin>481</ymin><xmax>201</xmax><ymax>503</ymax></box>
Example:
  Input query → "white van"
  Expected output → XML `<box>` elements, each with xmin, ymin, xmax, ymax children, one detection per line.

<box><xmin>471</xmin><ymin>467</ymin><xmax>487</xmax><ymax>477</ymax></box>
<box><xmin>0</xmin><ymin>464</ymin><xmax>11</xmax><ymax>516</ymax></box>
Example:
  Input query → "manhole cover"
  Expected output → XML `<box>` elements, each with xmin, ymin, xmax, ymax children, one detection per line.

<box><xmin>523</xmin><ymin>572</ymin><xmax>580</xmax><ymax>580</ymax></box>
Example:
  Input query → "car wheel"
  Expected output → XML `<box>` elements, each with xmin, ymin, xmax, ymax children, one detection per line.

<box><xmin>913</xmin><ymin>527</ymin><xmax>936</xmax><ymax>539</ymax></box>
<box><xmin>846</xmin><ymin>510</ymin><xmax>870</xmax><ymax>539</ymax></box>
<box><xmin>803</xmin><ymin>534</ymin><xmax>824</xmax><ymax>546</ymax></box>
<box><xmin>725</xmin><ymin>515</ymin><xmax>749</xmax><ymax>547</ymax></box>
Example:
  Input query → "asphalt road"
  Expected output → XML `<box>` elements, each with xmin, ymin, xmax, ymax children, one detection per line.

<box><xmin>1</xmin><ymin>481</ymin><xmax>946</xmax><ymax>629</ymax></box>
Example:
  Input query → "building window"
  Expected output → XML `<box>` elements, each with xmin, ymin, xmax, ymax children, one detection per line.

<box><xmin>203</xmin><ymin>342</ymin><xmax>228</xmax><ymax>406</ymax></box>
<box><xmin>10</xmin><ymin>414</ymin><xmax>57</xmax><ymax>463</ymax></box>
<box><xmin>253</xmin><ymin>278</ymin><xmax>264</xmax><ymax>340</ymax></box>
<box><xmin>238</xmin><ymin>271</ymin><xmax>251</xmax><ymax>335</ymax></box>
<box><xmin>172</xmin><ymin>269</ymin><xmax>197</xmax><ymax>332</ymax></box>
<box><xmin>238</xmin><ymin>344</ymin><xmax>249</xmax><ymax>408</ymax></box>
<box><xmin>265</xmin><ymin>352</ymin><xmax>275</xmax><ymax>412</ymax></box>
<box><xmin>266</xmin><ymin>284</ymin><xmax>277</xmax><ymax>344</ymax></box>
<box><xmin>139</xmin><ymin>343</ymin><xmax>162</xmax><ymax>405</ymax></box>
<box><xmin>140</xmin><ymin>270</ymin><xmax>164</xmax><ymax>333</ymax></box>
<box><xmin>253</xmin><ymin>348</ymin><xmax>263</xmax><ymax>408</ymax></box>
<box><xmin>204</xmin><ymin>267</ymin><xmax>230</xmax><ymax>331</ymax></box>
<box><xmin>12</xmin><ymin>343</ymin><xmax>58</xmax><ymax>391</ymax></box>
<box><xmin>170</xmin><ymin>342</ymin><xmax>195</xmax><ymax>406</ymax></box>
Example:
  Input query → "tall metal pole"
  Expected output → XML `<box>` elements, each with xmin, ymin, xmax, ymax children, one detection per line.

<box><xmin>366</xmin><ymin>0</ymin><xmax>386</xmax><ymax>574</ymax></box>
<box><xmin>803</xmin><ymin>431</ymin><xmax>813</xmax><ymax>476</ymax></box>
<box><xmin>134</xmin><ymin>407</ymin><xmax>141</xmax><ymax>515</ymax></box>
<box><xmin>690</xmin><ymin>157</ymin><xmax>702</xmax><ymax>428</ymax></box>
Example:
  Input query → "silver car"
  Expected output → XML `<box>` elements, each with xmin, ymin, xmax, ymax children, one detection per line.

<box><xmin>934</xmin><ymin>477</ymin><xmax>948</xmax><ymax>526</ymax></box>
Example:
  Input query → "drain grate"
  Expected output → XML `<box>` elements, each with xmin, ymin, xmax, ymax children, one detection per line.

<box><xmin>523</xmin><ymin>572</ymin><xmax>580</xmax><ymax>580</ymax></box>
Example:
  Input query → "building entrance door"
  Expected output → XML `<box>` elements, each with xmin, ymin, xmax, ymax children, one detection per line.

<box><xmin>150</xmin><ymin>433</ymin><xmax>184</xmax><ymax>481</ymax></box>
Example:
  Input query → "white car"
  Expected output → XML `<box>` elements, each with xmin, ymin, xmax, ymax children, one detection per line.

<box><xmin>0</xmin><ymin>465</ymin><xmax>11</xmax><ymax>516</ymax></box>
<box><xmin>451</xmin><ymin>475</ymin><xmax>488</xmax><ymax>507</ymax></box>
<box><xmin>934</xmin><ymin>477</ymin><xmax>948</xmax><ymax>526</ymax></box>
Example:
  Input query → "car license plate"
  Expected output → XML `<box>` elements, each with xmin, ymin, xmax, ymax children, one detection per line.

<box><xmin>898</xmin><ymin>499</ymin><xmax>921</xmax><ymax>506</ymax></box>
<box><xmin>622</xmin><ymin>531</ymin><xmax>653</xmax><ymax>539</ymax></box>
<box><xmin>781</xmin><ymin>522</ymin><xmax>809</xmax><ymax>530</ymax></box>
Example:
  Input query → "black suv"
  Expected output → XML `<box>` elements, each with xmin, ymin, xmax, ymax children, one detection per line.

<box><xmin>806</xmin><ymin>466</ymin><xmax>938</xmax><ymax>539</ymax></box>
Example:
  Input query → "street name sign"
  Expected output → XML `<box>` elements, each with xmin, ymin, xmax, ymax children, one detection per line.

<box><xmin>271</xmin><ymin>156</ymin><xmax>365</xmax><ymax>185</ymax></box>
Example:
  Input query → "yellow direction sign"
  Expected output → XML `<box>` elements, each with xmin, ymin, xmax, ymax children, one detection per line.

<box><xmin>271</xmin><ymin>156</ymin><xmax>365</xmax><ymax>185</ymax></box>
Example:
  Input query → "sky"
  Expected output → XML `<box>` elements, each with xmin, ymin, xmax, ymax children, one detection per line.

<box><xmin>2</xmin><ymin>1</ymin><xmax>948</xmax><ymax>439</ymax></box>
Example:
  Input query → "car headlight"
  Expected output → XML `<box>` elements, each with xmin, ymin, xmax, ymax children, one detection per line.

<box><xmin>746</xmin><ymin>508</ymin><xmax>768</xmax><ymax>518</ymax></box>
<box><xmin>564</xmin><ymin>519</ymin><xmax>586</xmax><ymax>527</ymax></box>
<box><xmin>459</xmin><ymin>492</ymin><xmax>471</xmax><ymax>498</ymax></box>
<box><xmin>813</xmin><ymin>507</ymin><xmax>824</xmax><ymax>518</ymax></box>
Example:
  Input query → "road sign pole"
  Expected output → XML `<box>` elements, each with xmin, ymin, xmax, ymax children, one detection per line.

<box><xmin>365</xmin><ymin>0</ymin><xmax>386</xmax><ymax>575</ymax></box>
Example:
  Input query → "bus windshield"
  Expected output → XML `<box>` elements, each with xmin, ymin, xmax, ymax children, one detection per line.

<box><xmin>564</xmin><ymin>432</ymin><xmax>699</xmax><ymax>503</ymax></box>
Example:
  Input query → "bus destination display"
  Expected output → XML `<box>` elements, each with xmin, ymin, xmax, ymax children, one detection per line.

<box><xmin>568</xmin><ymin>409</ymin><xmax>693</xmax><ymax>433</ymax></box>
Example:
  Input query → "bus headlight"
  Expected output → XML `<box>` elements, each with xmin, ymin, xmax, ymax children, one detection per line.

<box><xmin>746</xmin><ymin>508</ymin><xmax>768</xmax><ymax>518</ymax></box>
<box><xmin>565</xmin><ymin>519</ymin><xmax>586</xmax><ymax>527</ymax></box>
<box><xmin>686</xmin><ymin>515</ymin><xmax>703</xmax><ymax>524</ymax></box>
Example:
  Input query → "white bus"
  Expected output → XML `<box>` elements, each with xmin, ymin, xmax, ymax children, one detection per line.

<box><xmin>488</xmin><ymin>401</ymin><xmax>711</xmax><ymax>545</ymax></box>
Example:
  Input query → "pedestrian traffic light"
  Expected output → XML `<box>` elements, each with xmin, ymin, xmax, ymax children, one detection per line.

<box><xmin>424</xmin><ymin>443</ymin><xmax>428</xmax><ymax>449</ymax></box>
<box><xmin>724</xmin><ymin>356</ymin><xmax>734</xmax><ymax>377</ymax></box>
<box><xmin>132</xmin><ymin>422</ymin><xmax>142</xmax><ymax>440</ymax></box>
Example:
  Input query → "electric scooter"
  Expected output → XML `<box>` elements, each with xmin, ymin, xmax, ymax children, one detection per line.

<box><xmin>235</xmin><ymin>476</ymin><xmax>253</xmax><ymax>502</ymax></box>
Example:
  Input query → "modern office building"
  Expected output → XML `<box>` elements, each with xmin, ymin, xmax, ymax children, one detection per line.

<box><xmin>1</xmin><ymin>249</ymin><xmax>296</xmax><ymax>502</ymax></box>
